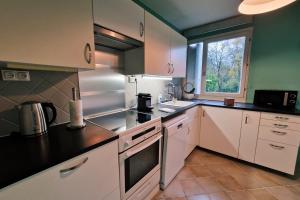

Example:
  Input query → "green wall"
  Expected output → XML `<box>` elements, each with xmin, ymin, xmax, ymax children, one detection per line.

<box><xmin>246</xmin><ymin>2</ymin><xmax>300</xmax><ymax>109</ymax></box>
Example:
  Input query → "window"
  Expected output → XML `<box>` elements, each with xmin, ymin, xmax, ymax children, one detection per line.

<box><xmin>188</xmin><ymin>28</ymin><xmax>252</xmax><ymax>101</ymax></box>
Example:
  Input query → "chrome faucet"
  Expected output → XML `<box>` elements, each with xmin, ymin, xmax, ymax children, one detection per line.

<box><xmin>167</xmin><ymin>82</ymin><xmax>176</xmax><ymax>101</ymax></box>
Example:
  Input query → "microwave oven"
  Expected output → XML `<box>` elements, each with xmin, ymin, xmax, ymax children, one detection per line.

<box><xmin>253</xmin><ymin>90</ymin><xmax>297</xmax><ymax>109</ymax></box>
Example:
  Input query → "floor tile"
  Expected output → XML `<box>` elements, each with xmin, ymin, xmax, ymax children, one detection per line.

<box><xmin>248</xmin><ymin>189</ymin><xmax>278</xmax><ymax>200</ymax></box>
<box><xmin>226</xmin><ymin>190</ymin><xmax>256</xmax><ymax>200</ymax></box>
<box><xmin>180</xmin><ymin>179</ymin><xmax>206</xmax><ymax>196</ymax></box>
<box><xmin>215</xmin><ymin>175</ymin><xmax>244</xmax><ymax>191</ymax></box>
<box><xmin>186</xmin><ymin>194</ymin><xmax>210</xmax><ymax>200</ymax></box>
<box><xmin>208</xmin><ymin>192</ymin><xmax>231</xmax><ymax>200</ymax></box>
<box><xmin>266</xmin><ymin>186</ymin><xmax>300</xmax><ymax>200</ymax></box>
<box><xmin>231</xmin><ymin>172</ymin><xmax>277</xmax><ymax>189</ymax></box>
<box><xmin>195</xmin><ymin>177</ymin><xmax>225</xmax><ymax>193</ymax></box>
<box><xmin>157</xmin><ymin>180</ymin><xmax>186</xmax><ymax>198</ymax></box>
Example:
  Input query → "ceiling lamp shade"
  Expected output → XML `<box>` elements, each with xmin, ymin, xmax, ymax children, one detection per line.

<box><xmin>238</xmin><ymin>0</ymin><xmax>296</xmax><ymax>15</ymax></box>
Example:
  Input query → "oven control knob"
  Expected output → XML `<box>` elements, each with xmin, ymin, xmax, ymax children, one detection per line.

<box><xmin>124</xmin><ymin>140</ymin><xmax>132</xmax><ymax>147</ymax></box>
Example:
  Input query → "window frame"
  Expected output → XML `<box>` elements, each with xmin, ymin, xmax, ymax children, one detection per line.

<box><xmin>197</xmin><ymin>28</ymin><xmax>253</xmax><ymax>102</ymax></box>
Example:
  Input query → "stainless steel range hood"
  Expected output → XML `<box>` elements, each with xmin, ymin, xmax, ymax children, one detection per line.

<box><xmin>94</xmin><ymin>24</ymin><xmax>143</xmax><ymax>51</ymax></box>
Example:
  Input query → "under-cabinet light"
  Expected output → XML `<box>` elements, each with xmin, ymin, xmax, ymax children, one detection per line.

<box><xmin>142</xmin><ymin>75</ymin><xmax>172</xmax><ymax>80</ymax></box>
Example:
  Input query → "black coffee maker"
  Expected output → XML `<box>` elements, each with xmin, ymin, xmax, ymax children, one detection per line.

<box><xmin>137</xmin><ymin>93</ymin><xmax>153</xmax><ymax>112</ymax></box>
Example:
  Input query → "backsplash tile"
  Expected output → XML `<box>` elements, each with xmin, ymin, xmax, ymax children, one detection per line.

<box><xmin>0</xmin><ymin>70</ymin><xmax>79</xmax><ymax>137</ymax></box>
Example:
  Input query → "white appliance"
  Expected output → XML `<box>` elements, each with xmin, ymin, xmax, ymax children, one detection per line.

<box><xmin>160</xmin><ymin>114</ymin><xmax>188</xmax><ymax>189</ymax></box>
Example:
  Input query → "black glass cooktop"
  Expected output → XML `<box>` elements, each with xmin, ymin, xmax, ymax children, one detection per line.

<box><xmin>87</xmin><ymin>110</ymin><xmax>159</xmax><ymax>134</ymax></box>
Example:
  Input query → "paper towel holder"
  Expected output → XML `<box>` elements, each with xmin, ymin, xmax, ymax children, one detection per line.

<box><xmin>67</xmin><ymin>88</ymin><xmax>86</xmax><ymax>130</ymax></box>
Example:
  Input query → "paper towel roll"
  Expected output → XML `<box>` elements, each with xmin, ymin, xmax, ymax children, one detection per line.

<box><xmin>69</xmin><ymin>100</ymin><xmax>84</xmax><ymax>127</ymax></box>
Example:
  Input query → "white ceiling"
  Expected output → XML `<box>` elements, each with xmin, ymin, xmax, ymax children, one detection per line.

<box><xmin>139</xmin><ymin>0</ymin><xmax>241</xmax><ymax>30</ymax></box>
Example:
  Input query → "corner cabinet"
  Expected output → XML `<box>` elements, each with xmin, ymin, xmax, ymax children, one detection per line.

<box><xmin>0</xmin><ymin>0</ymin><xmax>95</xmax><ymax>70</ymax></box>
<box><xmin>93</xmin><ymin>0</ymin><xmax>145</xmax><ymax>42</ymax></box>
<box><xmin>145</xmin><ymin>12</ymin><xmax>187</xmax><ymax>77</ymax></box>
<box><xmin>0</xmin><ymin>141</ymin><xmax>120</xmax><ymax>200</ymax></box>
<box><xmin>200</xmin><ymin>106</ymin><xmax>243</xmax><ymax>157</ymax></box>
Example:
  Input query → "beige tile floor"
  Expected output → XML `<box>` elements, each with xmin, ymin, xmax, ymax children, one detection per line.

<box><xmin>153</xmin><ymin>148</ymin><xmax>300</xmax><ymax>200</ymax></box>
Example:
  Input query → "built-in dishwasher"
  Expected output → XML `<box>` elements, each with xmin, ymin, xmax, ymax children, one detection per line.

<box><xmin>160</xmin><ymin>114</ymin><xmax>188</xmax><ymax>189</ymax></box>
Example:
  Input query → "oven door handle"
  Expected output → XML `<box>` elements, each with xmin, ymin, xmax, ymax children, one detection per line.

<box><xmin>125</xmin><ymin>134</ymin><xmax>162</xmax><ymax>158</ymax></box>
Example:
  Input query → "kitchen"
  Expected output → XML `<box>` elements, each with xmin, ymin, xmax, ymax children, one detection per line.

<box><xmin>0</xmin><ymin>0</ymin><xmax>300</xmax><ymax>199</ymax></box>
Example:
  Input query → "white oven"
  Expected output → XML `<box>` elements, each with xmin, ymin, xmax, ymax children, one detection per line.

<box><xmin>119</xmin><ymin>127</ymin><xmax>162</xmax><ymax>200</ymax></box>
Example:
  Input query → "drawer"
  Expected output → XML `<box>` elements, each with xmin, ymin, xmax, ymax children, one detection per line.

<box><xmin>258</xmin><ymin>126</ymin><xmax>300</xmax><ymax>146</ymax></box>
<box><xmin>260</xmin><ymin>119</ymin><xmax>300</xmax><ymax>131</ymax></box>
<box><xmin>255</xmin><ymin>139</ymin><xmax>298</xmax><ymax>175</ymax></box>
<box><xmin>261</xmin><ymin>113</ymin><xmax>300</xmax><ymax>124</ymax></box>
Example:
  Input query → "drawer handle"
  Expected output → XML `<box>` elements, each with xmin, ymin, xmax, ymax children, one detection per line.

<box><xmin>272</xmin><ymin>130</ymin><xmax>287</xmax><ymax>136</ymax></box>
<box><xmin>269</xmin><ymin>144</ymin><xmax>285</xmax><ymax>150</ymax></box>
<box><xmin>275</xmin><ymin>116</ymin><xmax>289</xmax><ymax>120</ymax></box>
<box><xmin>177</xmin><ymin>123</ymin><xmax>183</xmax><ymax>129</ymax></box>
<box><xmin>60</xmin><ymin>157</ymin><xmax>88</xmax><ymax>176</ymax></box>
<box><xmin>274</xmin><ymin>124</ymin><xmax>288</xmax><ymax>128</ymax></box>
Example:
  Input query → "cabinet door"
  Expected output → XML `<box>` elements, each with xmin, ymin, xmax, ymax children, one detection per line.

<box><xmin>0</xmin><ymin>0</ymin><xmax>95</xmax><ymax>69</ymax></box>
<box><xmin>93</xmin><ymin>0</ymin><xmax>144</xmax><ymax>42</ymax></box>
<box><xmin>170</xmin><ymin>31</ymin><xmax>187</xmax><ymax>77</ymax></box>
<box><xmin>0</xmin><ymin>141</ymin><xmax>120</xmax><ymax>200</ymax></box>
<box><xmin>200</xmin><ymin>106</ymin><xmax>243</xmax><ymax>157</ymax></box>
<box><xmin>238</xmin><ymin>111</ymin><xmax>260</xmax><ymax>163</ymax></box>
<box><xmin>185</xmin><ymin>107</ymin><xmax>200</xmax><ymax>158</ymax></box>
<box><xmin>145</xmin><ymin>12</ymin><xmax>171</xmax><ymax>76</ymax></box>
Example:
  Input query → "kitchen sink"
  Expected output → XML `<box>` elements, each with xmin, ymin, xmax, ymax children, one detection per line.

<box><xmin>161</xmin><ymin>100</ymin><xmax>194</xmax><ymax>107</ymax></box>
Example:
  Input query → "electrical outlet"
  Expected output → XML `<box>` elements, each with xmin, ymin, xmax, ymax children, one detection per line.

<box><xmin>1</xmin><ymin>70</ymin><xmax>30</xmax><ymax>81</ymax></box>
<box><xmin>1</xmin><ymin>70</ymin><xmax>17</xmax><ymax>81</ymax></box>
<box><xmin>128</xmin><ymin>76</ymin><xmax>136</xmax><ymax>83</ymax></box>
<box><xmin>16</xmin><ymin>71</ymin><xmax>30</xmax><ymax>81</ymax></box>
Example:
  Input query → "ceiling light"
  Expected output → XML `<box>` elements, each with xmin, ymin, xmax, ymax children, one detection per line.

<box><xmin>238</xmin><ymin>0</ymin><xmax>296</xmax><ymax>15</ymax></box>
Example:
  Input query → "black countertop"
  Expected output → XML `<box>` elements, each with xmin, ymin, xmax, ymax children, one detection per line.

<box><xmin>148</xmin><ymin>99</ymin><xmax>300</xmax><ymax>122</ymax></box>
<box><xmin>0</xmin><ymin>121</ymin><xmax>118</xmax><ymax>190</ymax></box>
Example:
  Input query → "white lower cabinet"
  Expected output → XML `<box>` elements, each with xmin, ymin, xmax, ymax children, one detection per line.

<box><xmin>238</xmin><ymin>111</ymin><xmax>260</xmax><ymax>162</ymax></box>
<box><xmin>185</xmin><ymin>107</ymin><xmax>200</xmax><ymax>158</ymax></box>
<box><xmin>0</xmin><ymin>141</ymin><xmax>120</xmax><ymax>200</ymax></box>
<box><xmin>255</xmin><ymin>139</ymin><xmax>298</xmax><ymax>175</ymax></box>
<box><xmin>200</xmin><ymin>106</ymin><xmax>243</xmax><ymax>157</ymax></box>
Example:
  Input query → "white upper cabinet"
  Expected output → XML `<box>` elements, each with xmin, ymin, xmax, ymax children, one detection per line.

<box><xmin>145</xmin><ymin>12</ymin><xmax>171</xmax><ymax>76</ymax></box>
<box><xmin>170</xmin><ymin>30</ymin><xmax>187</xmax><ymax>77</ymax></box>
<box><xmin>238</xmin><ymin>111</ymin><xmax>260</xmax><ymax>163</ymax></box>
<box><xmin>200</xmin><ymin>106</ymin><xmax>243</xmax><ymax>158</ymax></box>
<box><xmin>0</xmin><ymin>0</ymin><xmax>95</xmax><ymax>69</ymax></box>
<box><xmin>93</xmin><ymin>0</ymin><xmax>145</xmax><ymax>42</ymax></box>
<box><xmin>145</xmin><ymin>12</ymin><xmax>187</xmax><ymax>77</ymax></box>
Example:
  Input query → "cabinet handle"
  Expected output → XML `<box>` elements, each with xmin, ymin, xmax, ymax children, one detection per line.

<box><xmin>171</xmin><ymin>64</ymin><xmax>174</xmax><ymax>74</ymax></box>
<box><xmin>269</xmin><ymin>144</ymin><xmax>285</xmax><ymax>150</ymax></box>
<box><xmin>177</xmin><ymin>123</ymin><xmax>183</xmax><ymax>129</ymax></box>
<box><xmin>60</xmin><ymin>157</ymin><xmax>88</xmax><ymax>176</ymax></box>
<box><xmin>187</xmin><ymin>127</ymin><xmax>190</xmax><ymax>135</ymax></box>
<box><xmin>202</xmin><ymin>111</ymin><xmax>205</xmax><ymax>117</ymax></box>
<box><xmin>245</xmin><ymin>115</ymin><xmax>249</xmax><ymax>124</ymax></box>
<box><xmin>139</xmin><ymin>22</ymin><xmax>144</xmax><ymax>37</ymax></box>
<box><xmin>272</xmin><ymin>130</ymin><xmax>287</xmax><ymax>136</ymax></box>
<box><xmin>275</xmin><ymin>116</ymin><xmax>289</xmax><ymax>120</ymax></box>
<box><xmin>84</xmin><ymin>43</ymin><xmax>92</xmax><ymax>64</ymax></box>
<box><xmin>273</xmin><ymin>124</ymin><xmax>288</xmax><ymax>129</ymax></box>
<box><xmin>168</xmin><ymin>63</ymin><xmax>171</xmax><ymax>74</ymax></box>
